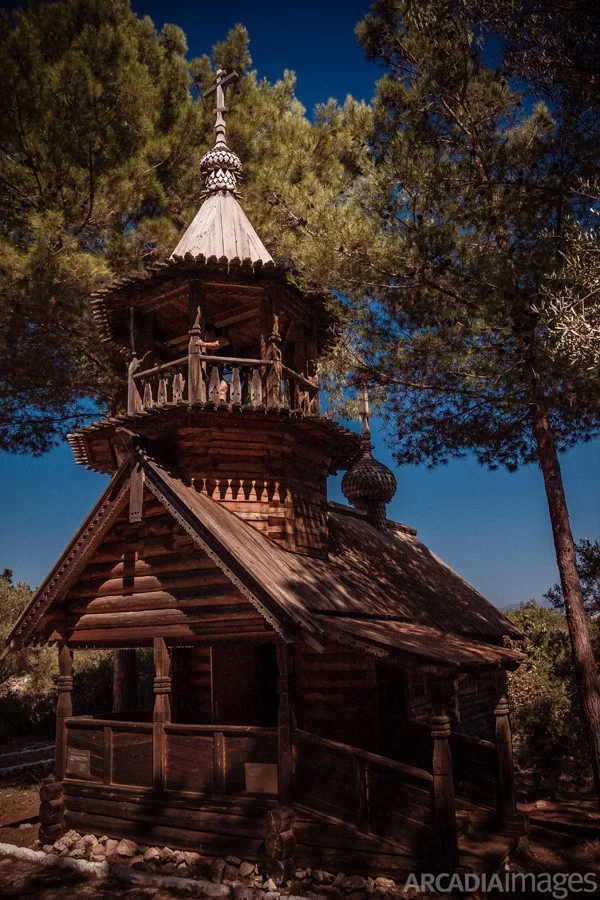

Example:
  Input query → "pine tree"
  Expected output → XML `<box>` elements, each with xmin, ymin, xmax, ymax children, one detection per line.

<box><xmin>0</xmin><ymin>0</ymin><xmax>369</xmax><ymax>453</ymax></box>
<box><xmin>271</xmin><ymin>0</ymin><xmax>600</xmax><ymax>803</ymax></box>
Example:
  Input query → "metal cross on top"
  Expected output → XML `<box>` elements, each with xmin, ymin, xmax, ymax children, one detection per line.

<box><xmin>204</xmin><ymin>68</ymin><xmax>239</xmax><ymax>147</ymax></box>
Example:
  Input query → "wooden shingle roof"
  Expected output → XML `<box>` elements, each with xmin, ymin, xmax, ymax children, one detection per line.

<box><xmin>4</xmin><ymin>452</ymin><xmax>523</xmax><ymax>672</ymax></box>
<box><xmin>170</xmin><ymin>191</ymin><xmax>274</xmax><ymax>266</ymax></box>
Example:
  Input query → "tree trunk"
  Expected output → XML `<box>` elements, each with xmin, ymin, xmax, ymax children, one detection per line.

<box><xmin>530</xmin><ymin>382</ymin><xmax>600</xmax><ymax>805</ymax></box>
<box><xmin>112</xmin><ymin>649</ymin><xmax>138</xmax><ymax>716</ymax></box>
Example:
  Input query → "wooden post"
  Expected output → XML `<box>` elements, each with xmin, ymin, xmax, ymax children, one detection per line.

<box><xmin>495</xmin><ymin>670</ymin><xmax>517</xmax><ymax>823</ymax></box>
<box><xmin>127</xmin><ymin>356</ymin><xmax>143</xmax><ymax>415</ymax></box>
<box><xmin>55</xmin><ymin>642</ymin><xmax>73</xmax><ymax>781</ymax></box>
<box><xmin>266</xmin><ymin>312</ymin><xmax>283</xmax><ymax>410</ymax></box>
<box><xmin>214</xmin><ymin>731</ymin><xmax>226</xmax><ymax>795</ymax></box>
<box><xmin>276</xmin><ymin>640</ymin><xmax>293</xmax><ymax>805</ymax></box>
<box><xmin>188</xmin><ymin>307</ymin><xmax>205</xmax><ymax>404</ymax></box>
<box><xmin>153</xmin><ymin>638</ymin><xmax>171</xmax><ymax>792</ymax></box>
<box><xmin>430</xmin><ymin>678</ymin><xmax>459</xmax><ymax>871</ymax></box>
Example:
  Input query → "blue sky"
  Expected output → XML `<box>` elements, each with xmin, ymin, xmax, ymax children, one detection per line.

<box><xmin>0</xmin><ymin>0</ymin><xmax>598</xmax><ymax>607</ymax></box>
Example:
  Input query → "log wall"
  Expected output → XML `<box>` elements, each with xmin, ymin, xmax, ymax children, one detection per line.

<box><xmin>57</xmin><ymin>493</ymin><xmax>270</xmax><ymax>646</ymax></box>
<box><xmin>177</xmin><ymin>422</ymin><xmax>330</xmax><ymax>556</ymax></box>
<box><xmin>293</xmin><ymin>644</ymin><xmax>379</xmax><ymax>751</ymax></box>
<box><xmin>457</xmin><ymin>670</ymin><xmax>497</xmax><ymax>741</ymax></box>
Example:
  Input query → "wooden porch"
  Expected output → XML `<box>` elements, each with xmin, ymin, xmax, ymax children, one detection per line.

<box><xmin>54</xmin><ymin>680</ymin><xmax>518</xmax><ymax>877</ymax></box>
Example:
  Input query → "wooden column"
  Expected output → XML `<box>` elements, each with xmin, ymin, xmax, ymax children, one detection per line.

<box><xmin>495</xmin><ymin>670</ymin><xmax>517</xmax><ymax>822</ymax></box>
<box><xmin>127</xmin><ymin>356</ymin><xmax>143</xmax><ymax>415</ymax></box>
<box><xmin>55</xmin><ymin>643</ymin><xmax>73</xmax><ymax>781</ymax></box>
<box><xmin>276</xmin><ymin>640</ymin><xmax>293</xmax><ymax>805</ymax></box>
<box><xmin>430</xmin><ymin>678</ymin><xmax>459</xmax><ymax>871</ymax></box>
<box><xmin>153</xmin><ymin>638</ymin><xmax>171</xmax><ymax>792</ymax></box>
<box><xmin>266</xmin><ymin>312</ymin><xmax>283</xmax><ymax>410</ymax></box>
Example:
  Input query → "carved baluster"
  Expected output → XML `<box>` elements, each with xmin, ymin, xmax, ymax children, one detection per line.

<box><xmin>188</xmin><ymin>307</ymin><xmax>205</xmax><ymax>404</ymax></box>
<box><xmin>55</xmin><ymin>643</ymin><xmax>73</xmax><ymax>781</ymax></box>
<box><xmin>172</xmin><ymin>368</ymin><xmax>184</xmax><ymax>403</ymax></box>
<box><xmin>251</xmin><ymin>368</ymin><xmax>263</xmax><ymax>407</ymax></box>
<box><xmin>208</xmin><ymin>365</ymin><xmax>220</xmax><ymax>405</ymax></box>
<box><xmin>156</xmin><ymin>369</ymin><xmax>167</xmax><ymax>406</ymax></box>
<box><xmin>143</xmin><ymin>378</ymin><xmax>153</xmax><ymax>409</ymax></box>
<box><xmin>231</xmin><ymin>366</ymin><xmax>242</xmax><ymax>406</ymax></box>
<box><xmin>495</xmin><ymin>671</ymin><xmax>517</xmax><ymax>824</ymax></box>
<box><xmin>153</xmin><ymin>637</ymin><xmax>171</xmax><ymax>792</ymax></box>
<box><xmin>266</xmin><ymin>313</ymin><xmax>283</xmax><ymax>410</ymax></box>
<box><xmin>127</xmin><ymin>356</ymin><xmax>143</xmax><ymax>415</ymax></box>
<box><xmin>430</xmin><ymin>678</ymin><xmax>459</xmax><ymax>871</ymax></box>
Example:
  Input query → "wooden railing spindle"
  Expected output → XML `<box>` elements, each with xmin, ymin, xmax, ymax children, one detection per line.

<box><xmin>143</xmin><ymin>379</ymin><xmax>153</xmax><ymax>409</ymax></box>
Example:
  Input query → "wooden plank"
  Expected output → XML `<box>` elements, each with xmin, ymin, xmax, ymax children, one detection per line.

<box><xmin>112</xmin><ymin>731</ymin><xmax>153</xmax><ymax>788</ymax></box>
<box><xmin>103</xmin><ymin>727</ymin><xmax>113</xmax><ymax>785</ymax></box>
<box><xmin>214</xmin><ymin>732</ymin><xmax>225</xmax><ymax>795</ymax></box>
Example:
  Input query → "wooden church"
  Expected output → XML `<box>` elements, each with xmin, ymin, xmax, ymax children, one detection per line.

<box><xmin>4</xmin><ymin>71</ymin><xmax>525</xmax><ymax>877</ymax></box>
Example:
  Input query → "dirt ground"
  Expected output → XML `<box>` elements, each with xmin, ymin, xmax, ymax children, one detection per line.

<box><xmin>1</xmin><ymin>777</ymin><xmax>600</xmax><ymax>897</ymax></box>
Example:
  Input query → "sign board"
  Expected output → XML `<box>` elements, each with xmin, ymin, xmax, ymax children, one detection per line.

<box><xmin>66</xmin><ymin>748</ymin><xmax>91</xmax><ymax>778</ymax></box>
<box><xmin>244</xmin><ymin>762</ymin><xmax>278</xmax><ymax>795</ymax></box>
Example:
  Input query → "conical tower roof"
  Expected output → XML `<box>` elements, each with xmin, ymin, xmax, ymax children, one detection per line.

<box><xmin>171</xmin><ymin>69</ymin><xmax>273</xmax><ymax>267</ymax></box>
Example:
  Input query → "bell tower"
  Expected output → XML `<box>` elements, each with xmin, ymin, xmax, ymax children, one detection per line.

<box><xmin>70</xmin><ymin>70</ymin><xmax>359</xmax><ymax>557</ymax></box>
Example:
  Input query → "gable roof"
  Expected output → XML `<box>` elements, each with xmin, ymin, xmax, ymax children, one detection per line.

<box><xmin>170</xmin><ymin>191</ymin><xmax>274</xmax><ymax>267</ymax></box>
<box><xmin>4</xmin><ymin>452</ymin><xmax>523</xmax><ymax>672</ymax></box>
<box><xmin>2</xmin><ymin>462</ymin><xmax>131</xmax><ymax>652</ymax></box>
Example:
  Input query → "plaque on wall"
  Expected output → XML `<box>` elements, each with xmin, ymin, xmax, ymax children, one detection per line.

<box><xmin>66</xmin><ymin>748</ymin><xmax>91</xmax><ymax>778</ymax></box>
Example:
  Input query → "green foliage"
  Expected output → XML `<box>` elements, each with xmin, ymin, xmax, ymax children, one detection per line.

<box><xmin>72</xmin><ymin>651</ymin><xmax>113</xmax><ymax>717</ymax></box>
<box><xmin>0</xmin><ymin>575</ymin><xmax>56</xmax><ymax>687</ymax></box>
<box><xmin>506</xmin><ymin>601</ymin><xmax>598</xmax><ymax>784</ymax></box>
<box><xmin>0</xmin><ymin>690</ymin><xmax>56</xmax><ymax>745</ymax></box>
<box><xmin>275</xmin><ymin>0</ymin><xmax>600</xmax><ymax>469</ymax></box>
<box><xmin>0</xmin><ymin>3</ymin><xmax>369</xmax><ymax>455</ymax></box>
<box><xmin>545</xmin><ymin>536</ymin><xmax>600</xmax><ymax>616</ymax></box>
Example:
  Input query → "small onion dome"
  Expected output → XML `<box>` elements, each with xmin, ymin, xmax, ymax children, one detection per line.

<box><xmin>341</xmin><ymin>439</ymin><xmax>397</xmax><ymax>530</ymax></box>
<box><xmin>201</xmin><ymin>143</ymin><xmax>242</xmax><ymax>194</ymax></box>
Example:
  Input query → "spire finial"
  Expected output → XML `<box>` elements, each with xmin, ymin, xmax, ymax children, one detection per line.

<box><xmin>358</xmin><ymin>380</ymin><xmax>372</xmax><ymax>441</ymax></box>
<box><xmin>341</xmin><ymin>379</ymin><xmax>397</xmax><ymax>530</ymax></box>
<box><xmin>203</xmin><ymin>68</ymin><xmax>238</xmax><ymax>148</ymax></box>
<box><xmin>200</xmin><ymin>69</ymin><xmax>242</xmax><ymax>195</ymax></box>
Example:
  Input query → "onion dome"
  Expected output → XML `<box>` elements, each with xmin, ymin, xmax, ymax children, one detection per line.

<box><xmin>341</xmin><ymin>383</ymin><xmax>397</xmax><ymax>530</ymax></box>
<box><xmin>342</xmin><ymin>439</ymin><xmax>397</xmax><ymax>530</ymax></box>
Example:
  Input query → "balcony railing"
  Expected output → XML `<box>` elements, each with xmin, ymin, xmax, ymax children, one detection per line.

<box><xmin>127</xmin><ymin>352</ymin><xmax>319</xmax><ymax>417</ymax></box>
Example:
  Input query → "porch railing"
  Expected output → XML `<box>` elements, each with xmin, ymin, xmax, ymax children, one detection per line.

<box><xmin>63</xmin><ymin>718</ymin><xmax>278</xmax><ymax>796</ymax></box>
<box><xmin>127</xmin><ymin>353</ymin><xmax>319</xmax><ymax>416</ymax></box>
<box><xmin>292</xmin><ymin>729</ymin><xmax>435</xmax><ymax>850</ymax></box>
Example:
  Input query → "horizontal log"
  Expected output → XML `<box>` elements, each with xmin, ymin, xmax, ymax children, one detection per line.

<box><xmin>63</xmin><ymin>780</ymin><xmax>276</xmax><ymax>817</ymax></box>
<box><xmin>65</xmin><ymin>810</ymin><xmax>264</xmax><ymax>858</ymax></box>
<box><xmin>78</xmin><ymin>550</ymin><xmax>211</xmax><ymax>581</ymax></box>
<box><xmin>91</xmin><ymin>535</ymin><xmax>195</xmax><ymax>565</ymax></box>
<box><xmin>67</xmin><ymin>719</ymin><xmax>153</xmax><ymax>733</ymax></box>
<box><xmin>70</xmin><ymin>589</ymin><xmax>247</xmax><ymax>616</ymax></box>
<box><xmin>70</xmin><ymin>566</ymin><xmax>227</xmax><ymax>600</ymax></box>
<box><xmin>165</xmin><ymin>723</ymin><xmax>277</xmax><ymax>736</ymax></box>
<box><xmin>66</xmin><ymin>795</ymin><xmax>268</xmax><ymax>839</ymax></box>
<box><xmin>68</xmin><ymin>623</ymin><xmax>271</xmax><ymax>646</ymax></box>
<box><xmin>68</xmin><ymin>605</ymin><xmax>262</xmax><ymax>631</ymax></box>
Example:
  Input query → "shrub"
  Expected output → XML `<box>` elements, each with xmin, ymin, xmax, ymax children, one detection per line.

<box><xmin>506</xmin><ymin>601</ymin><xmax>598</xmax><ymax>789</ymax></box>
